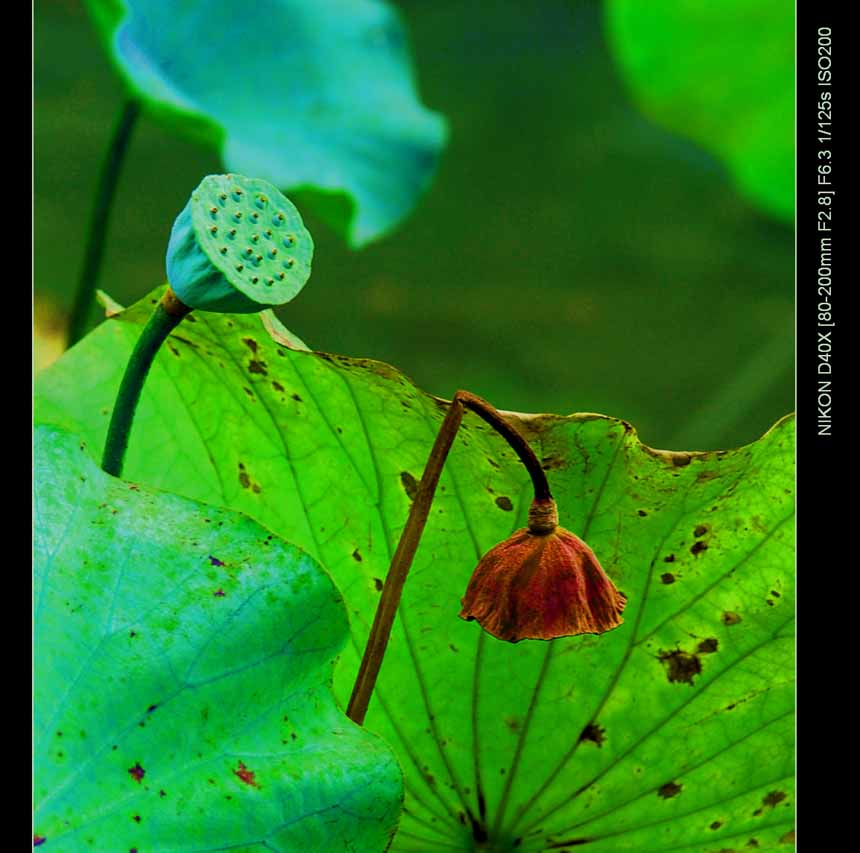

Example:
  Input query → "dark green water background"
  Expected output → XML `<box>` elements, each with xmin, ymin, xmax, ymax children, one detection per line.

<box><xmin>34</xmin><ymin>0</ymin><xmax>793</xmax><ymax>451</ymax></box>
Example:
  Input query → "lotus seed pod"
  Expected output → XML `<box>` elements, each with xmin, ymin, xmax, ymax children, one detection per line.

<box><xmin>166</xmin><ymin>174</ymin><xmax>313</xmax><ymax>313</ymax></box>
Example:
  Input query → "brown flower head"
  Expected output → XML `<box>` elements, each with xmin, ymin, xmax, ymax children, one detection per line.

<box><xmin>459</xmin><ymin>498</ymin><xmax>626</xmax><ymax>642</ymax></box>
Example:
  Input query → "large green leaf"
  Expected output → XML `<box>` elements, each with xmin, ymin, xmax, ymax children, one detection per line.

<box><xmin>605</xmin><ymin>0</ymin><xmax>794</xmax><ymax>223</ymax></box>
<box><xmin>36</xmin><ymin>291</ymin><xmax>795</xmax><ymax>850</ymax></box>
<box><xmin>84</xmin><ymin>0</ymin><xmax>447</xmax><ymax>245</ymax></box>
<box><xmin>33</xmin><ymin>424</ymin><xmax>402</xmax><ymax>851</ymax></box>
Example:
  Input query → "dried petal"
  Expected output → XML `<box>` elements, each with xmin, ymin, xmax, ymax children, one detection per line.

<box><xmin>459</xmin><ymin>499</ymin><xmax>626</xmax><ymax>642</ymax></box>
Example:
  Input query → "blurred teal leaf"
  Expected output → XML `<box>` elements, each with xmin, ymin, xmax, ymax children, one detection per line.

<box><xmin>34</xmin><ymin>424</ymin><xmax>403</xmax><ymax>850</ymax></box>
<box><xmin>605</xmin><ymin>0</ymin><xmax>793</xmax><ymax>223</ymax></box>
<box><xmin>84</xmin><ymin>0</ymin><xmax>447</xmax><ymax>246</ymax></box>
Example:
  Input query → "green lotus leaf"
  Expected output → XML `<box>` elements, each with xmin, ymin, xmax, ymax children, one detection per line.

<box><xmin>605</xmin><ymin>0</ymin><xmax>794</xmax><ymax>223</ymax></box>
<box><xmin>36</xmin><ymin>289</ymin><xmax>795</xmax><ymax>850</ymax></box>
<box><xmin>33</xmin><ymin>424</ymin><xmax>402</xmax><ymax>851</ymax></box>
<box><xmin>84</xmin><ymin>0</ymin><xmax>447</xmax><ymax>246</ymax></box>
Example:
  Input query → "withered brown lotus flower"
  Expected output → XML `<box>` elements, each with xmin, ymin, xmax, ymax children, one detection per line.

<box><xmin>459</xmin><ymin>497</ymin><xmax>627</xmax><ymax>642</ymax></box>
<box><xmin>348</xmin><ymin>390</ymin><xmax>627</xmax><ymax>726</ymax></box>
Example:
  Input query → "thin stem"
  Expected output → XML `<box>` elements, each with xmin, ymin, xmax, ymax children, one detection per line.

<box><xmin>67</xmin><ymin>99</ymin><xmax>141</xmax><ymax>348</ymax></box>
<box><xmin>347</xmin><ymin>397</ymin><xmax>465</xmax><ymax>725</ymax></box>
<box><xmin>346</xmin><ymin>390</ymin><xmax>550</xmax><ymax>725</ymax></box>
<box><xmin>101</xmin><ymin>287</ymin><xmax>191</xmax><ymax>477</ymax></box>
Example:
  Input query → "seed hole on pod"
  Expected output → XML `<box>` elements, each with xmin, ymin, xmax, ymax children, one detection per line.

<box><xmin>278</xmin><ymin>272</ymin><xmax>286</xmax><ymax>280</ymax></box>
<box><xmin>251</xmin><ymin>234</ymin><xmax>259</xmax><ymax>243</ymax></box>
<box><xmin>284</xmin><ymin>235</ymin><xmax>295</xmax><ymax>246</ymax></box>
<box><xmin>231</xmin><ymin>189</ymin><xmax>243</xmax><ymax>201</ymax></box>
<box><xmin>209</xmin><ymin>226</ymin><xmax>217</xmax><ymax>234</ymax></box>
<box><xmin>233</xmin><ymin>212</ymin><xmax>243</xmax><ymax>221</ymax></box>
<box><xmin>209</xmin><ymin>207</ymin><xmax>218</xmax><ymax>217</ymax></box>
<box><xmin>220</xmin><ymin>247</ymin><xmax>228</xmax><ymax>254</ymax></box>
<box><xmin>285</xmin><ymin>259</ymin><xmax>295</xmax><ymax>269</ymax></box>
<box><xmin>236</xmin><ymin>264</ymin><xmax>244</xmax><ymax>272</ymax></box>
<box><xmin>219</xmin><ymin>193</ymin><xmax>228</xmax><ymax>202</ymax></box>
<box><xmin>251</xmin><ymin>276</ymin><xmax>259</xmax><ymax>284</ymax></box>
<box><xmin>269</xmin><ymin>248</ymin><xmax>278</xmax><ymax>257</ymax></box>
<box><xmin>228</xmin><ymin>228</ymin><xmax>237</xmax><ymax>238</ymax></box>
<box><xmin>251</xmin><ymin>212</ymin><xmax>259</xmax><ymax>221</ymax></box>
<box><xmin>255</xmin><ymin>195</ymin><xmax>268</xmax><ymax>209</ymax></box>
<box><xmin>245</xmin><ymin>247</ymin><xmax>253</xmax><ymax>256</ymax></box>
<box><xmin>273</xmin><ymin>213</ymin><xmax>285</xmax><ymax>226</ymax></box>
<box><xmin>255</xmin><ymin>254</ymin><xmax>263</xmax><ymax>263</ymax></box>
<box><xmin>266</xmin><ymin>277</ymin><xmax>274</xmax><ymax>286</ymax></box>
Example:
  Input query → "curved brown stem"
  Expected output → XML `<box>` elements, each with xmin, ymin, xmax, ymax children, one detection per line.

<box><xmin>455</xmin><ymin>390</ymin><xmax>551</xmax><ymax>502</ymax></box>
<box><xmin>346</xmin><ymin>390</ymin><xmax>551</xmax><ymax>725</ymax></box>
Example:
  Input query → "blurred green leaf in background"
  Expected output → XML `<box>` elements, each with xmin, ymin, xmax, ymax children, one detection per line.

<box><xmin>606</xmin><ymin>0</ymin><xmax>794</xmax><ymax>224</ymax></box>
<box><xmin>34</xmin><ymin>0</ymin><xmax>794</xmax><ymax>451</ymax></box>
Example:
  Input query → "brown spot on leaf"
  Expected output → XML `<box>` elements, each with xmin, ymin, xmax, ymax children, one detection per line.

<box><xmin>663</xmin><ymin>554</ymin><xmax>675</xmax><ymax>563</ymax></box>
<box><xmin>251</xmin><ymin>483</ymin><xmax>261</xmax><ymax>494</ymax></box>
<box><xmin>722</xmin><ymin>611</ymin><xmax>742</xmax><ymax>625</ymax></box>
<box><xmin>710</xmin><ymin>821</ymin><xmax>723</xmax><ymax>830</ymax></box>
<box><xmin>495</xmin><ymin>496</ymin><xmax>514</xmax><ymax>511</ymax></box>
<box><xmin>660</xmin><ymin>572</ymin><xmax>676</xmax><ymax>585</ymax></box>
<box><xmin>132</xmin><ymin>815</ymin><xmax>141</xmax><ymax>823</ymax></box>
<box><xmin>234</xmin><ymin>761</ymin><xmax>260</xmax><ymax>788</ymax></box>
<box><xmin>665</xmin><ymin>450</ymin><xmax>693</xmax><ymax>468</ymax></box>
<box><xmin>658</xmin><ymin>781</ymin><xmax>682</xmax><ymax>799</ymax></box>
<box><xmin>578</xmin><ymin>722</ymin><xmax>606</xmax><ymax>747</ymax></box>
<box><xmin>272</xmin><ymin>381</ymin><xmax>284</xmax><ymax>392</ymax></box>
<box><xmin>637</xmin><ymin>509</ymin><xmax>648</xmax><ymax>517</ymax></box>
<box><xmin>241</xmin><ymin>337</ymin><xmax>258</xmax><ymax>354</ymax></box>
<box><xmin>762</xmin><ymin>791</ymin><xmax>787</xmax><ymax>808</ymax></box>
<box><xmin>208</xmin><ymin>555</ymin><xmax>225</xmax><ymax>567</ymax></box>
<box><xmin>373</xmin><ymin>578</ymin><xmax>383</xmax><ymax>592</ymax></box>
<box><xmin>690</xmin><ymin>541</ymin><xmax>708</xmax><ymax>556</ymax></box>
<box><xmin>746</xmin><ymin>841</ymin><xmax>759</xmax><ymax>848</ymax></box>
<box><xmin>352</xmin><ymin>548</ymin><xmax>362</xmax><ymax>562</ymax></box>
<box><xmin>779</xmin><ymin>830</ymin><xmax>795</xmax><ymax>844</ymax></box>
<box><xmin>400</xmin><ymin>471</ymin><xmax>419</xmax><ymax>500</ymax></box>
<box><xmin>239</xmin><ymin>471</ymin><xmax>251</xmax><ymax>489</ymax></box>
<box><xmin>292</xmin><ymin>393</ymin><xmax>302</xmax><ymax>402</ymax></box>
<box><xmin>658</xmin><ymin>649</ymin><xmax>701</xmax><ymax>685</ymax></box>
<box><xmin>697</xmin><ymin>637</ymin><xmax>719</xmax><ymax>654</ymax></box>
<box><xmin>128</xmin><ymin>762</ymin><xmax>145</xmax><ymax>783</ymax></box>
<box><xmin>248</xmin><ymin>359</ymin><xmax>267</xmax><ymax>375</ymax></box>
<box><xmin>541</xmin><ymin>455</ymin><xmax>564</xmax><ymax>470</ymax></box>
<box><xmin>213</xmin><ymin>589</ymin><xmax>226</xmax><ymax>597</ymax></box>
